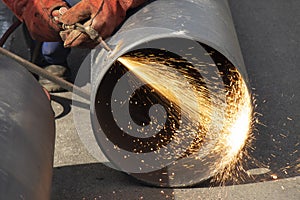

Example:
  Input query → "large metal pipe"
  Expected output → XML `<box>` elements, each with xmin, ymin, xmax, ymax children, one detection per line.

<box><xmin>90</xmin><ymin>0</ymin><xmax>250</xmax><ymax>187</ymax></box>
<box><xmin>0</xmin><ymin>54</ymin><xmax>55</xmax><ymax>199</ymax></box>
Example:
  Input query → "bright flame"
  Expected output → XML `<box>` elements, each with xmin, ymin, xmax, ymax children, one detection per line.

<box><xmin>212</xmin><ymin>74</ymin><xmax>253</xmax><ymax>183</ymax></box>
<box><xmin>227</xmin><ymin>92</ymin><xmax>252</xmax><ymax>156</ymax></box>
<box><xmin>227</xmin><ymin>107</ymin><xmax>251</xmax><ymax>156</ymax></box>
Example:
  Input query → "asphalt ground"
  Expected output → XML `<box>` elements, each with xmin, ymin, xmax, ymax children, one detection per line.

<box><xmin>1</xmin><ymin>0</ymin><xmax>299</xmax><ymax>199</ymax></box>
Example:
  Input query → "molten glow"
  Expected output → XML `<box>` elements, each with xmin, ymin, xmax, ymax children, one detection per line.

<box><xmin>227</xmin><ymin>107</ymin><xmax>251</xmax><ymax>157</ymax></box>
<box><xmin>213</xmin><ymin>74</ymin><xmax>253</xmax><ymax>182</ymax></box>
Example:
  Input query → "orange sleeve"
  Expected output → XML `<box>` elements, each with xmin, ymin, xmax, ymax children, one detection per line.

<box><xmin>2</xmin><ymin>0</ymin><xmax>68</xmax><ymax>41</ymax></box>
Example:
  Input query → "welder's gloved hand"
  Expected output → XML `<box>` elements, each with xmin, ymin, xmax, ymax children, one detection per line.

<box><xmin>2</xmin><ymin>0</ymin><xmax>69</xmax><ymax>41</ymax></box>
<box><xmin>59</xmin><ymin>0</ymin><xmax>147</xmax><ymax>48</ymax></box>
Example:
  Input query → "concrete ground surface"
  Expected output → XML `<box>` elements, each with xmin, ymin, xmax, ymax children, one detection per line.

<box><xmin>1</xmin><ymin>0</ymin><xmax>299</xmax><ymax>199</ymax></box>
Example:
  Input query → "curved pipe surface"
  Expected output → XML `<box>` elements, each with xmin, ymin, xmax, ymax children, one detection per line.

<box><xmin>90</xmin><ymin>0</ymin><xmax>250</xmax><ymax>187</ymax></box>
<box><xmin>0</xmin><ymin>54</ymin><xmax>55</xmax><ymax>199</ymax></box>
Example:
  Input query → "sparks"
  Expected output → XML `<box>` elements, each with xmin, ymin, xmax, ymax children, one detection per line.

<box><xmin>117</xmin><ymin>49</ymin><xmax>254</xmax><ymax>184</ymax></box>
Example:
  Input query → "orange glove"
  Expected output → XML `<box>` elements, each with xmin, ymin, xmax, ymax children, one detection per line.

<box><xmin>59</xmin><ymin>0</ymin><xmax>147</xmax><ymax>48</ymax></box>
<box><xmin>2</xmin><ymin>0</ymin><xmax>68</xmax><ymax>41</ymax></box>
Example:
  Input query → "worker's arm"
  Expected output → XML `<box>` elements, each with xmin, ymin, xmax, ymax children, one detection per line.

<box><xmin>59</xmin><ymin>0</ymin><xmax>148</xmax><ymax>48</ymax></box>
<box><xmin>2</xmin><ymin>0</ymin><xmax>68</xmax><ymax>41</ymax></box>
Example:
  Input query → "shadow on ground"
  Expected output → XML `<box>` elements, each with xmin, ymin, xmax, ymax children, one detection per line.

<box><xmin>51</xmin><ymin>163</ymin><xmax>176</xmax><ymax>200</ymax></box>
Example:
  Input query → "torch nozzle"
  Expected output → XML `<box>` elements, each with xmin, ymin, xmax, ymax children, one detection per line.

<box><xmin>62</xmin><ymin>23</ymin><xmax>112</xmax><ymax>52</ymax></box>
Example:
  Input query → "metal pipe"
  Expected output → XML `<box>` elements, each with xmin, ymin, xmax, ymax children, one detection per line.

<box><xmin>0</xmin><ymin>19</ymin><xmax>21</xmax><ymax>47</ymax></box>
<box><xmin>89</xmin><ymin>0</ymin><xmax>249</xmax><ymax>187</ymax></box>
<box><xmin>0</xmin><ymin>54</ymin><xmax>55</xmax><ymax>199</ymax></box>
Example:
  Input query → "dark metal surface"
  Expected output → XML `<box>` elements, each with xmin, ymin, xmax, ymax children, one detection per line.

<box><xmin>0</xmin><ymin>20</ymin><xmax>21</xmax><ymax>47</ymax></box>
<box><xmin>0</xmin><ymin>5</ymin><xmax>13</xmax><ymax>48</ymax></box>
<box><xmin>90</xmin><ymin>0</ymin><xmax>249</xmax><ymax>187</ymax></box>
<box><xmin>0</xmin><ymin>55</ymin><xmax>55</xmax><ymax>200</ymax></box>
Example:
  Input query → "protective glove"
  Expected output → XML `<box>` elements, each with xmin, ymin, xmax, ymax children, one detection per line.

<box><xmin>59</xmin><ymin>0</ymin><xmax>147</xmax><ymax>48</ymax></box>
<box><xmin>2</xmin><ymin>0</ymin><xmax>68</xmax><ymax>41</ymax></box>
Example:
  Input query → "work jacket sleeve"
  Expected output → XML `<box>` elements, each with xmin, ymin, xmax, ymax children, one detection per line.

<box><xmin>2</xmin><ymin>0</ymin><xmax>68</xmax><ymax>41</ymax></box>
